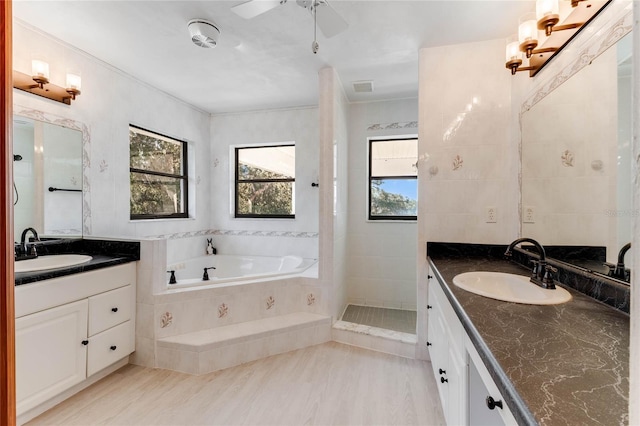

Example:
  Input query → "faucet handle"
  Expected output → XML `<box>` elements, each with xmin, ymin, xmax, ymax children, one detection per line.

<box><xmin>529</xmin><ymin>259</ymin><xmax>540</xmax><ymax>275</ymax></box>
<box><xmin>542</xmin><ymin>265</ymin><xmax>557</xmax><ymax>289</ymax></box>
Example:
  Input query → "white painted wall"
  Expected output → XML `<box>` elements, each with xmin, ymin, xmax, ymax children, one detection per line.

<box><xmin>346</xmin><ymin>99</ymin><xmax>418</xmax><ymax>310</ymax></box>
<box><xmin>13</xmin><ymin>21</ymin><xmax>212</xmax><ymax>239</ymax></box>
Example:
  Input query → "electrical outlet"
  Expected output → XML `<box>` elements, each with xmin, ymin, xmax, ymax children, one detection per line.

<box><xmin>485</xmin><ymin>207</ymin><xmax>497</xmax><ymax>223</ymax></box>
<box><xmin>524</xmin><ymin>206</ymin><xmax>535</xmax><ymax>223</ymax></box>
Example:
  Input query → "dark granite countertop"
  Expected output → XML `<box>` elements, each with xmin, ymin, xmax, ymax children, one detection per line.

<box><xmin>428</xmin><ymin>255</ymin><xmax>629</xmax><ymax>426</ymax></box>
<box><xmin>15</xmin><ymin>238</ymin><xmax>140</xmax><ymax>286</ymax></box>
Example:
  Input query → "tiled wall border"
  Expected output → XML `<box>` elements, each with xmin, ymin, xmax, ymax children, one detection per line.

<box><xmin>14</xmin><ymin>106</ymin><xmax>92</xmax><ymax>235</ymax></box>
<box><xmin>367</xmin><ymin>121</ymin><xmax>418</xmax><ymax>131</ymax></box>
<box><xmin>148</xmin><ymin>229</ymin><xmax>319</xmax><ymax>240</ymax></box>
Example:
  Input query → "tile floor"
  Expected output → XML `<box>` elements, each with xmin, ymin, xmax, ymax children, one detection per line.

<box><xmin>341</xmin><ymin>304</ymin><xmax>417</xmax><ymax>334</ymax></box>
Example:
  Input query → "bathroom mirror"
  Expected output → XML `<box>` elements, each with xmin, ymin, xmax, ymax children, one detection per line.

<box><xmin>13</xmin><ymin>115</ymin><xmax>84</xmax><ymax>240</ymax></box>
<box><xmin>521</xmin><ymin>32</ymin><xmax>632</xmax><ymax>282</ymax></box>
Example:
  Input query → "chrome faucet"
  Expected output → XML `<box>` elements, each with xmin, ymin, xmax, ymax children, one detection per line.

<box><xmin>612</xmin><ymin>242</ymin><xmax>631</xmax><ymax>281</ymax></box>
<box><xmin>505</xmin><ymin>237</ymin><xmax>556</xmax><ymax>289</ymax></box>
<box><xmin>20</xmin><ymin>227</ymin><xmax>40</xmax><ymax>256</ymax></box>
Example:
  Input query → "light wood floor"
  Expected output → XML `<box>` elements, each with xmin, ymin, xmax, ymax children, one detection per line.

<box><xmin>27</xmin><ymin>341</ymin><xmax>445</xmax><ymax>426</ymax></box>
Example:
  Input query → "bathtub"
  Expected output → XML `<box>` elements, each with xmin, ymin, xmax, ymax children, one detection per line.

<box><xmin>167</xmin><ymin>254</ymin><xmax>317</xmax><ymax>288</ymax></box>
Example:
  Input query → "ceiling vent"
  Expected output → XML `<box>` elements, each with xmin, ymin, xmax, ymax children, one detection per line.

<box><xmin>353</xmin><ymin>81</ymin><xmax>374</xmax><ymax>93</ymax></box>
<box><xmin>188</xmin><ymin>19</ymin><xmax>220</xmax><ymax>48</ymax></box>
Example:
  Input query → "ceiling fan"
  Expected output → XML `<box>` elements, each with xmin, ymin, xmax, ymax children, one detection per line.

<box><xmin>231</xmin><ymin>0</ymin><xmax>349</xmax><ymax>53</ymax></box>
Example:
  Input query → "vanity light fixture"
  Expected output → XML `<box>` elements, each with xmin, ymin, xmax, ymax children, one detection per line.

<box><xmin>13</xmin><ymin>61</ymin><xmax>82</xmax><ymax>105</ymax></box>
<box><xmin>506</xmin><ymin>0</ymin><xmax>611</xmax><ymax>76</ymax></box>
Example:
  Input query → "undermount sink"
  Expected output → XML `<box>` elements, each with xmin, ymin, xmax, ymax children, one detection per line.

<box><xmin>453</xmin><ymin>271</ymin><xmax>572</xmax><ymax>305</ymax></box>
<box><xmin>15</xmin><ymin>254</ymin><xmax>93</xmax><ymax>273</ymax></box>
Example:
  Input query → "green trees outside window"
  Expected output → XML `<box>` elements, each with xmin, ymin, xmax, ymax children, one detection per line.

<box><xmin>129</xmin><ymin>125</ymin><xmax>188</xmax><ymax>219</ymax></box>
<box><xmin>235</xmin><ymin>145</ymin><xmax>295</xmax><ymax>218</ymax></box>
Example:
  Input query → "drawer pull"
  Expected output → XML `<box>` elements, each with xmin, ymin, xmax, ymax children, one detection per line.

<box><xmin>440</xmin><ymin>377</ymin><xmax>448</xmax><ymax>383</ymax></box>
<box><xmin>486</xmin><ymin>396</ymin><xmax>503</xmax><ymax>410</ymax></box>
<box><xmin>81</xmin><ymin>340</ymin><xmax>89</xmax><ymax>346</ymax></box>
<box><xmin>427</xmin><ymin>305</ymin><xmax>433</xmax><ymax>309</ymax></box>
<box><xmin>426</xmin><ymin>341</ymin><xmax>432</xmax><ymax>347</ymax></box>
<box><xmin>439</xmin><ymin>368</ymin><xmax>446</xmax><ymax>375</ymax></box>
<box><xmin>110</xmin><ymin>345</ymin><xmax>117</xmax><ymax>351</ymax></box>
<box><xmin>111</xmin><ymin>307</ymin><xmax>119</xmax><ymax>313</ymax></box>
<box><xmin>427</xmin><ymin>275</ymin><xmax>433</xmax><ymax>279</ymax></box>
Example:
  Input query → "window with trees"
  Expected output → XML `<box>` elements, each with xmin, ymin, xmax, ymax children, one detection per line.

<box><xmin>235</xmin><ymin>144</ymin><xmax>295</xmax><ymax>218</ymax></box>
<box><xmin>369</xmin><ymin>138</ymin><xmax>418</xmax><ymax>220</ymax></box>
<box><xmin>129</xmin><ymin>125</ymin><xmax>188</xmax><ymax>220</ymax></box>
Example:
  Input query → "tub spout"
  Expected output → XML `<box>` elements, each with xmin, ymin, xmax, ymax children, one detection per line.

<box><xmin>167</xmin><ymin>270</ymin><xmax>177</xmax><ymax>285</ymax></box>
<box><xmin>203</xmin><ymin>266</ymin><xmax>216</xmax><ymax>281</ymax></box>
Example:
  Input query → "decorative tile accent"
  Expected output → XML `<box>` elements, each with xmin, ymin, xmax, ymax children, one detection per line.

<box><xmin>521</xmin><ymin>12</ymin><xmax>631</xmax><ymax>114</ymax></box>
<box><xmin>307</xmin><ymin>293</ymin><xmax>316</xmax><ymax>306</ymax></box>
<box><xmin>160</xmin><ymin>312</ymin><xmax>173</xmax><ymax>328</ymax></box>
<box><xmin>429</xmin><ymin>166</ymin><xmax>439</xmax><ymax>177</ymax></box>
<box><xmin>266</xmin><ymin>296</ymin><xmax>275</xmax><ymax>310</ymax></box>
<box><xmin>366</xmin><ymin>121</ymin><xmax>418</xmax><ymax>131</ymax></box>
<box><xmin>14</xmin><ymin>106</ymin><xmax>92</xmax><ymax>235</ymax></box>
<box><xmin>196</xmin><ymin>175</ymin><xmax>201</xmax><ymax>185</ymax></box>
<box><xmin>591</xmin><ymin>160</ymin><xmax>603</xmax><ymax>171</ymax></box>
<box><xmin>452</xmin><ymin>155</ymin><xmax>463</xmax><ymax>171</ymax></box>
<box><xmin>146</xmin><ymin>229</ymin><xmax>319</xmax><ymax>240</ymax></box>
<box><xmin>561</xmin><ymin>150</ymin><xmax>574</xmax><ymax>167</ymax></box>
<box><xmin>213</xmin><ymin>158</ymin><xmax>219</xmax><ymax>167</ymax></box>
<box><xmin>218</xmin><ymin>303</ymin><xmax>229</xmax><ymax>318</ymax></box>
<box><xmin>99</xmin><ymin>159</ymin><xmax>108</xmax><ymax>173</ymax></box>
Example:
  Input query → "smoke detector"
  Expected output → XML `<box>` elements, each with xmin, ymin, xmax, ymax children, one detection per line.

<box><xmin>188</xmin><ymin>19</ymin><xmax>220</xmax><ymax>48</ymax></box>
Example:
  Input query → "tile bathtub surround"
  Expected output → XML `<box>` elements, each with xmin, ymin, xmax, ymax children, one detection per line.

<box><xmin>427</xmin><ymin>242</ymin><xmax>631</xmax><ymax>314</ymax></box>
<box><xmin>428</xmin><ymin>256</ymin><xmax>629</xmax><ymax>425</ymax></box>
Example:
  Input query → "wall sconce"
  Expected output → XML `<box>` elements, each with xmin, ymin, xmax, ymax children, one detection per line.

<box><xmin>13</xmin><ymin>61</ymin><xmax>82</xmax><ymax>105</ymax></box>
<box><xmin>506</xmin><ymin>0</ymin><xmax>611</xmax><ymax>77</ymax></box>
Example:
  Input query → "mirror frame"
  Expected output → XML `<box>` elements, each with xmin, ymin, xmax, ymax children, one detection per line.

<box><xmin>13</xmin><ymin>105</ymin><xmax>92</xmax><ymax>235</ymax></box>
<box><xmin>517</xmin><ymin>1</ymin><xmax>632</xmax><ymax>282</ymax></box>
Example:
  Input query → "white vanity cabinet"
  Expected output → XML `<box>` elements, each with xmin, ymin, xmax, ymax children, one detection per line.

<box><xmin>15</xmin><ymin>263</ymin><xmax>136</xmax><ymax>417</ymax></box>
<box><xmin>427</xmin><ymin>269</ymin><xmax>467</xmax><ymax>426</ymax></box>
<box><xmin>427</xmin><ymin>268</ymin><xmax>517</xmax><ymax>426</ymax></box>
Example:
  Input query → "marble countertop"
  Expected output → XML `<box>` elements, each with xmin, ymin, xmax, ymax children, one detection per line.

<box><xmin>428</xmin><ymin>255</ymin><xmax>629</xmax><ymax>426</ymax></box>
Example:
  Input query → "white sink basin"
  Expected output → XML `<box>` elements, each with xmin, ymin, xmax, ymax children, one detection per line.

<box><xmin>453</xmin><ymin>271</ymin><xmax>572</xmax><ymax>305</ymax></box>
<box><xmin>15</xmin><ymin>254</ymin><xmax>93</xmax><ymax>273</ymax></box>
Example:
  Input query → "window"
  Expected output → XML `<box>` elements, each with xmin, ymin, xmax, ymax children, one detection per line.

<box><xmin>235</xmin><ymin>145</ymin><xmax>295</xmax><ymax>218</ymax></box>
<box><xmin>369</xmin><ymin>138</ymin><xmax>418</xmax><ymax>220</ymax></box>
<box><xmin>129</xmin><ymin>125</ymin><xmax>188</xmax><ymax>220</ymax></box>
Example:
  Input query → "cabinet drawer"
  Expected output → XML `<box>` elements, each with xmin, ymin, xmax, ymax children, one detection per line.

<box><xmin>88</xmin><ymin>285</ymin><xmax>131</xmax><ymax>336</ymax></box>
<box><xmin>87</xmin><ymin>321</ymin><xmax>134</xmax><ymax>377</ymax></box>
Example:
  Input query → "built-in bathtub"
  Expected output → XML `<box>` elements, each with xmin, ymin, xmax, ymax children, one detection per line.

<box><xmin>166</xmin><ymin>254</ymin><xmax>317</xmax><ymax>288</ymax></box>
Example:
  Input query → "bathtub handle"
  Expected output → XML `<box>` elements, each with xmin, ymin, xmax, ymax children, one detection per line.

<box><xmin>203</xmin><ymin>266</ymin><xmax>216</xmax><ymax>281</ymax></box>
<box><xmin>167</xmin><ymin>270</ymin><xmax>177</xmax><ymax>285</ymax></box>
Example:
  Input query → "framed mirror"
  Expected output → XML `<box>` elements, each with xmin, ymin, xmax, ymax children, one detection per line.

<box><xmin>12</xmin><ymin>108</ymin><xmax>91</xmax><ymax>240</ymax></box>
<box><xmin>521</xmin><ymin>31</ymin><xmax>632</xmax><ymax>283</ymax></box>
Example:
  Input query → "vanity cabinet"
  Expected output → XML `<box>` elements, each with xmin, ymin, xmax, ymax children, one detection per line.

<box><xmin>15</xmin><ymin>263</ymin><xmax>136</xmax><ymax>416</ymax></box>
<box><xmin>427</xmin><ymin>269</ymin><xmax>517</xmax><ymax>426</ymax></box>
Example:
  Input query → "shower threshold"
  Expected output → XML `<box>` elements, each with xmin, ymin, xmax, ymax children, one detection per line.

<box><xmin>340</xmin><ymin>304</ymin><xmax>416</xmax><ymax>334</ymax></box>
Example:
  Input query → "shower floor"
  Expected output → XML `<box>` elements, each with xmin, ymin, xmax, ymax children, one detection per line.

<box><xmin>341</xmin><ymin>304</ymin><xmax>416</xmax><ymax>334</ymax></box>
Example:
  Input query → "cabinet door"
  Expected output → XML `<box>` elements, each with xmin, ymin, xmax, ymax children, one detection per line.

<box><xmin>87</xmin><ymin>321</ymin><xmax>133</xmax><ymax>377</ymax></box>
<box><xmin>16</xmin><ymin>299</ymin><xmax>88</xmax><ymax>414</ymax></box>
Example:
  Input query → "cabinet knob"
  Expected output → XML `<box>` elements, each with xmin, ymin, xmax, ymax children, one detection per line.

<box><xmin>439</xmin><ymin>368</ymin><xmax>446</xmax><ymax>375</ymax></box>
<box><xmin>110</xmin><ymin>345</ymin><xmax>117</xmax><ymax>351</ymax></box>
<box><xmin>111</xmin><ymin>307</ymin><xmax>119</xmax><ymax>313</ymax></box>
<box><xmin>81</xmin><ymin>340</ymin><xmax>89</xmax><ymax>346</ymax></box>
<box><xmin>440</xmin><ymin>377</ymin><xmax>448</xmax><ymax>383</ymax></box>
<box><xmin>427</xmin><ymin>275</ymin><xmax>433</xmax><ymax>279</ymax></box>
<box><xmin>427</xmin><ymin>305</ymin><xmax>433</xmax><ymax>309</ymax></box>
<box><xmin>426</xmin><ymin>341</ymin><xmax>432</xmax><ymax>347</ymax></box>
<box><xmin>486</xmin><ymin>396</ymin><xmax>503</xmax><ymax>410</ymax></box>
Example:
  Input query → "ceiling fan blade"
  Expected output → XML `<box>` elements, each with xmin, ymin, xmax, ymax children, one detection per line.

<box><xmin>315</xmin><ymin>0</ymin><xmax>348</xmax><ymax>38</ymax></box>
<box><xmin>231</xmin><ymin>0</ymin><xmax>283</xmax><ymax>19</ymax></box>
